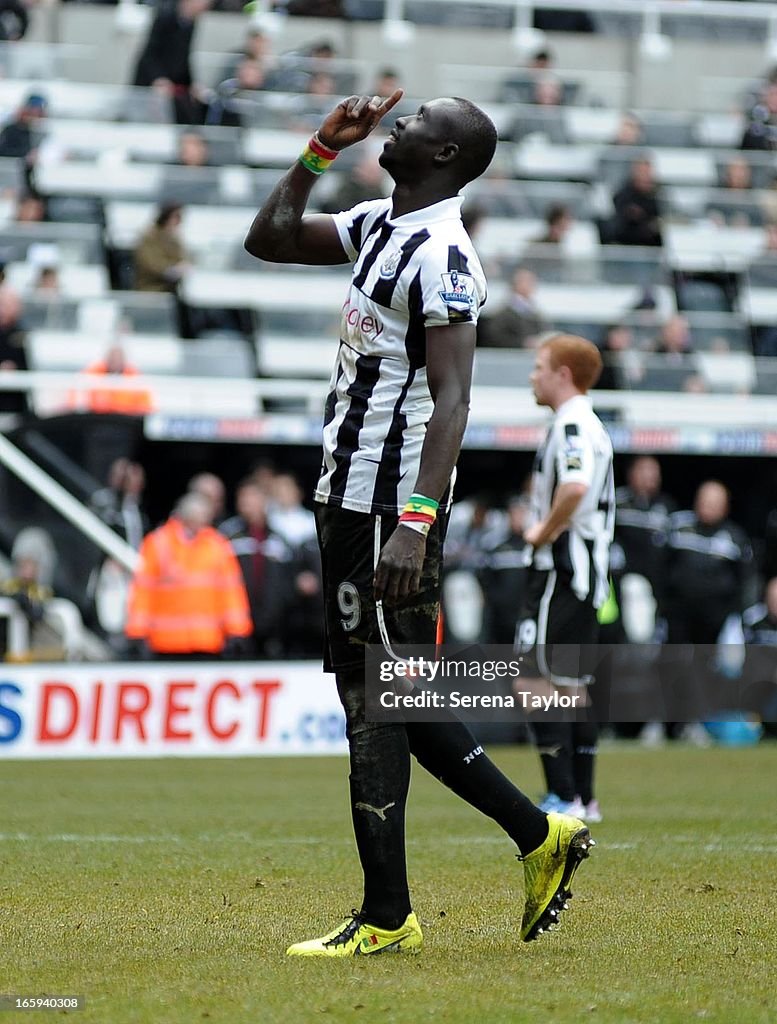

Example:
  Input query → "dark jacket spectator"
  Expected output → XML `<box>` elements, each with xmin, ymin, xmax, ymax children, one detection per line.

<box><xmin>0</xmin><ymin>93</ymin><xmax>45</xmax><ymax>190</ymax></box>
<box><xmin>595</xmin><ymin>324</ymin><xmax>645</xmax><ymax>391</ymax></box>
<box><xmin>477</xmin><ymin>269</ymin><xmax>548</xmax><ymax>349</ymax></box>
<box><xmin>612</xmin><ymin>159</ymin><xmax>663</xmax><ymax>247</ymax></box>
<box><xmin>664</xmin><ymin>481</ymin><xmax>754</xmax><ymax>644</ymax></box>
<box><xmin>132</xmin><ymin>0</ymin><xmax>209</xmax><ymax>124</ymax></box>
<box><xmin>479</xmin><ymin>498</ymin><xmax>530</xmax><ymax>644</ymax></box>
<box><xmin>741</xmin><ymin>82</ymin><xmax>777</xmax><ymax>150</ymax></box>
<box><xmin>0</xmin><ymin>0</ymin><xmax>28</xmax><ymax>41</ymax></box>
<box><xmin>90</xmin><ymin>458</ymin><xmax>150</xmax><ymax>550</ymax></box>
<box><xmin>614</xmin><ymin>456</ymin><xmax>676</xmax><ymax>609</ymax></box>
<box><xmin>220</xmin><ymin>481</ymin><xmax>296</xmax><ymax>657</ymax></box>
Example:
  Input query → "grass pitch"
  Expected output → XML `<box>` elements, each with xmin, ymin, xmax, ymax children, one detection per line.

<box><xmin>2</xmin><ymin>743</ymin><xmax>776</xmax><ymax>1024</ymax></box>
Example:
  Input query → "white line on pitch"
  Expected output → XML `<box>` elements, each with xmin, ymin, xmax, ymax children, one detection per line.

<box><xmin>0</xmin><ymin>833</ymin><xmax>773</xmax><ymax>854</ymax></box>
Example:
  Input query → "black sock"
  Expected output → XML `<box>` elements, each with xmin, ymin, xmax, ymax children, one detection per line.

<box><xmin>406</xmin><ymin>717</ymin><xmax>548</xmax><ymax>857</ymax></box>
<box><xmin>531</xmin><ymin>721</ymin><xmax>575</xmax><ymax>803</ymax></box>
<box><xmin>337</xmin><ymin>670</ymin><xmax>412</xmax><ymax>930</ymax></box>
<box><xmin>572</xmin><ymin>721</ymin><xmax>598</xmax><ymax>805</ymax></box>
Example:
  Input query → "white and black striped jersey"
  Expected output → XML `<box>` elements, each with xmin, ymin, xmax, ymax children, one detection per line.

<box><xmin>527</xmin><ymin>394</ymin><xmax>614</xmax><ymax>607</ymax></box>
<box><xmin>313</xmin><ymin>195</ymin><xmax>487</xmax><ymax>515</ymax></box>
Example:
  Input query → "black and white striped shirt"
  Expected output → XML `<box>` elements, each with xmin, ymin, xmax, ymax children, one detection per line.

<box><xmin>313</xmin><ymin>195</ymin><xmax>487</xmax><ymax>515</ymax></box>
<box><xmin>527</xmin><ymin>394</ymin><xmax>615</xmax><ymax>607</ymax></box>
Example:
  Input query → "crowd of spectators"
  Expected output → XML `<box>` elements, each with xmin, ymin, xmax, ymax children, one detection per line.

<box><xmin>442</xmin><ymin>456</ymin><xmax>763</xmax><ymax>653</ymax></box>
<box><xmin>83</xmin><ymin>459</ymin><xmax>324</xmax><ymax>660</ymax></box>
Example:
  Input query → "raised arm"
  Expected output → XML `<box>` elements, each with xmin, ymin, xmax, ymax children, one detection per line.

<box><xmin>244</xmin><ymin>90</ymin><xmax>403</xmax><ymax>266</ymax></box>
<box><xmin>374</xmin><ymin>323</ymin><xmax>476</xmax><ymax>604</ymax></box>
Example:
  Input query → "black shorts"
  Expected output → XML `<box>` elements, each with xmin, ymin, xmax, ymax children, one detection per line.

<box><xmin>315</xmin><ymin>503</ymin><xmax>445</xmax><ymax>673</ymax></box>
<box><xmin>515</xmin><ymin>568</ymin><xmax>599</xmax><ymax>687</ymax></box>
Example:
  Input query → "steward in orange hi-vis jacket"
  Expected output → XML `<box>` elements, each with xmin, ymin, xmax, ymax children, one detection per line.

<box><xmin>126</xmin><ymin>492</ymin><xmax>252</xmax><ymax>656</ymax></box>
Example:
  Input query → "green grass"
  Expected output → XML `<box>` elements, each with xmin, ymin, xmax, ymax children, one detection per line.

<box><xmin>2</xmin><ymin>743</ymin><xmax>776</xmax><ymax>1024</ymax></box>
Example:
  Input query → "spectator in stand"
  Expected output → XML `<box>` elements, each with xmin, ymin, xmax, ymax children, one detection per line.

<box><xmin>0</xmin><ymin>0</ymin><xmax>29</xmax><ymax>41</ymax></box>
<box><xmin>369</xmin><ymin>68</ymin><xmax>401</xmax><ymax>98</ymax></box>
<box><xmin>445</xmin><ymin>495</ymin><xmax>506</xmax><ymax>572</ymax></box>
<box><xmin>188</xmin><ymin>471</ymin><xmax>227</xmax><ymax>527</ymax></box>
<box><xmin>742</xmin><ymin>577</ymin><xmax>777</xmax><ymax>644</ymax></box>
<box><xmin>265</xmin><ymin>39</ymin><xmax>337</xmax><ymax>94</ymax></box>
<box><xmin>15</xmin><ymin>191</ymin><xmax>45</xmax><ymax>223</ymax></box>
<box><xmin>90</xmin><ymin>458</ymin><xmax>150</xmax><ymax>550</ymax></box>
<box><xmin>88</xmin><ymin>458</ymin><xmax>150</xmax><ymax>649</ymax></box>
<box><xmin>477</xmin><ymin>268</ymin><xmax>548</xmax><ymax>349</ymax></box>
<box><xmin>0</xmin><ymin>538</ymin><xmax>53</xmax><ymax>629</ymax></box>
<box><xmin>0</xmin><ymin>284</ymin><xmax>28</xmax><ymax>416</ymax></box>
<box><xmin>613</xmin><ymin>112</ymin><xmax>644</xmax><ymax>147</ymax></box>
<box><xmin>220</xmin><ymin>479</ymin><xmax>295</xmax><ymax>657</ymax></box>
<box><xmin>0</xmin><ymin>528</ymin><xmax>57</xmax><ymax>658</ymax></box>
<box><xmin>721</xmin><ymin>158</ymin><xmax>753</xmax><ymax>191</ymax></box>
<box><xmin>443</xmin><ymin>496</ymin><xmax>506</xmax><ymax>644</ymax></box>
<box><xmin>595</xmin><ymin>324</ymin><xmax>642</xmax><ymax>391</ymax></box>
<box><xmin>306</xmin><ymin>70</ymin><xmax>337</xmax><ymax>97</ymax></box>
<box><xmin>267</xmin><ymin>472</ymin><xmax>316</xmax><ymax>546</ymax></box>
<box><xmin>652</xmin><ymin>482</ymin><xmax>755</xmax><ymax>744</ymax></box>
<box><xmin>655</xmin><ymin>315</ymin><xmax>694</xmax><ymax>363</ymax></box>
<box><xmin>243</xmin><ymin>26</ymin><xmax>273</xmax><ymax>64</ymax></box>
<box><xmin>321</xmin><ymin>146</ymin><xmax>389</xmax><ymax>213</ymax></box>
<box><xmin>219</xmin><ymin>27</ymin><xmax>274</xmax><ymax>82</ymax></box>
<box><xmin>35</xmin><ymin>267</ymin><xmax>59</xmax><ymax>292</ymax></box>
<box><xmin>665</xmin><ymin>481</ymin><xmax>754</xmax><ymax>646</ymax></box>
<box><xmin>614</xmin><ymin>455</ymin><xmax>676</xmax><ymax>608</ymax></box>
<box><xmin>529</xmin><ymin>48</ymin><xmax>553</xmax><ymax>72</ymax></box>
<box><xmin>284</xmin><ymin>531</ymin><xmax>325</xmax><ymax>658</ymax></box>
<box><xmin>248</xmin><ymin>459</ymin><xmax>277</xmax><ymax>497</ymax></box>
<box><xmin>0</xmin><ymin>93</ymin><xmax>45</xmax><ymax>168</ymax></box>
<box><xmin>530</xmin><ymin>73</ymin><xmax>564</xmax><ymax>107</ymax></box>
<box><xmin>741</xmin><ymin>81</ymin><xmax>777</xmax><ymax>150</ymax></box>
<box><xmin>742</xmin><ymin>577</ymin><xmax>777</xmax><ymax>735</ymax></box>
<box><xmin>208</xmin><ymin>56</ymin><xmax>269</xmax><ymax>126</ymax></box>
<box><xmin>479</xmin><ymin>496</ymin><xmax>530</xmax><ymax>644</ymax></box>
<box><xmin>534</xmin><ymin>203</ymin><xmax>573</xmax><ymax>245</ymax></box>
<box><xmin>759</xmin><ymin>173</ymin><xmax>777</xmax><ymax>224</ymax></box>
<box><xmin>132</xmin><ymin>0</ymin><xmax>210</xmax><ymax>125</ymax></box>
<box><xmin>126</xmin><ymin>492</ymin><xmax>252</xmax><ymax>660</ymax></box>
<box><xmin>234</xmin><ymin>56</ymin><xmax>267</xmax><ymax>91</ymax></box>
<box><xmin>611</xmin><ymin>158</ymin><xmax>663</xmax><ymax>247</ymax></box>
<box><xmin>642</xmin><ymin>314</ymin><xmax>700</xmax><ymax>391</ymax></box>
<box><xmin>134</xmin><ymin>203</ymin><xmax>190</xmax><ymax>293</ymax></box>
<box><xmin>176</xmin><ymin>131</ymin><xmax>210</xmax><ymax>168</ymax></box>
<box><xmin>72</xmin><ymin>344</ymin><xmax>154</xmax><ymax>416</ymax></box>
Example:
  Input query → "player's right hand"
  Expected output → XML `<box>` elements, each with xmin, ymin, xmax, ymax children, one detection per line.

<box><xmin>318</xmin><ymin>89</ymin><xmax>404</xmax><ymax>152</ymax></box>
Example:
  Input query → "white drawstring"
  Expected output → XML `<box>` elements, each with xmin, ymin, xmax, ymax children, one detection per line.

<box><xmin>374</xmin><ymin>514</ymin><xmax>411</xmax><ymax>664</ymax></box>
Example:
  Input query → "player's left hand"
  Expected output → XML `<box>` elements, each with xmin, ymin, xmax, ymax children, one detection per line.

<box><xmin>374</xmin><ymin>525</ymin><xmax>426</xmax><ymax>605</ymax></box>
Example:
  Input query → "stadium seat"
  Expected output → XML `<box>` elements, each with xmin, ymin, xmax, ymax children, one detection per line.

<box><xmin>697</xmin><ymin>352</ymin><xmax>756</xmax><ymax>392</ymax></box>
<box><xmin>5</xmin><ymin>263</ymin><xmax>108</xmax><ymax>299</ymax></box>
<box><xmin>472</xmin><ymin>349</ymin><xmax>536</xmax><ymax>387</ymax></box>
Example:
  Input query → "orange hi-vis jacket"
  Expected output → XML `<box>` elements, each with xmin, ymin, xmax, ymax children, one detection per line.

<box><xmin>126</xmin><ymin>518</ymin><xmax>252</xmax><ymax>654</ymax></box>
<box><xmin>70</xmin><ymin>362</ymin><xmax>154</xmax><ymax>415</ymax></box>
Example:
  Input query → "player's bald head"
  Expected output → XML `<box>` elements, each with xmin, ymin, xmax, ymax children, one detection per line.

<box><xmin>433</xmin><ymin>97</ymin><xmax>498</xmax><ymax>184</ymax></box>
<box><xmin>381</xmin><ymin>97</ymin><xmax>497</xmax><ymax>188</ymax></box>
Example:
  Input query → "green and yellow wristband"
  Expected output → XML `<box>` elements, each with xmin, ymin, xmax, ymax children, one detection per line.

<box><xmin>399</xmin><ymin>493</ymin><xmax>439</xmax><ymax>537</ymax></box>
<box><xmin>299</xmin><ymin>132</ymin><xmax>339</xmax><ymax>175</ymax></box>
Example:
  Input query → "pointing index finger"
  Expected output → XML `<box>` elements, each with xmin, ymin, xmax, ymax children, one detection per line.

<box><xmin>378</xmin><ymin>88</ymin><xmax>405</xmax><ymax>116</ymax></box>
